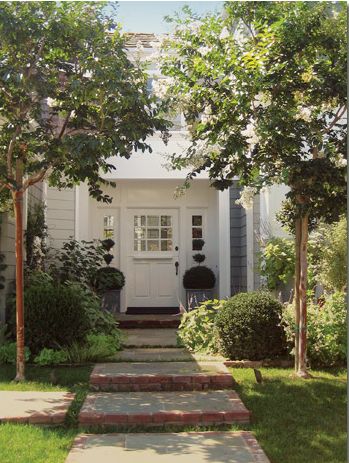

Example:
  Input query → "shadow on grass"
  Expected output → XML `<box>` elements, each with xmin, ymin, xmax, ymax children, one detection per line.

<box><xmin>233</xmin><ymin>368</ymin><xmax>346</xmax><ymax>463</ymax></box>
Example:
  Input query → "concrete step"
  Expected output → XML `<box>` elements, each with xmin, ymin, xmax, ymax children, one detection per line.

<box><xmin>0</xmin><ymin>391</ymin><xmax>74</xmax><ymax>425</ymax></box>
<box><xmin>116</xmin><ymin>314</ymin><xmax>181</xmax><ymax>329</ymax></box>
<box><xmin>90</xmin><ymin>362</ymin><xmax>235</xmax><ymax>392</ymax></box>
<box><xmin>79</xmin><ymin>390</ymin><xmax>250</xmax><ymax>427</ymax></box>
<box><xmin>122</xmin><ymin>329</ymin><xmax>178</xmax><ymax>348</ymax></box>
<box><xmin>67</xmin><ymin>432</ymin><xmax>269</xmax><ymax>463</ymax></box>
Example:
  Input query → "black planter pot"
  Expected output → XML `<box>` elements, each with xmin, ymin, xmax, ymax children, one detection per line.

<box><xmin>101</xmin><ymin>289</ymin><xmax>121</xmax><ymax>314</ymax></box>
<box><xmin>186</xmin><ymin>289</ymin><xmax>213</xmax><ymax>310</ymax></box>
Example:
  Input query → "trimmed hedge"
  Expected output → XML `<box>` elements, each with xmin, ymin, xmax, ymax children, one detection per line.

<box><xmin>93</xmin><ymin>267</ymin><xmax>125</xmax><ymax>292</ymax></box>
<box><xmin>183</xmin><ymin>266</ymin><xmax>216</xmax><ymax>289</ymax></box>
<box><xmin>215</xmin><ymin>291</ymin><xmax>287</xmax><ymax>360</ymax></box>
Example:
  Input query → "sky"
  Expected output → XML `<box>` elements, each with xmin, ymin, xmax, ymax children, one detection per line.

<box><xmin>107</xmin><ymin>1</ymin><xmax>224</xmax><ymax>34</ymax></box>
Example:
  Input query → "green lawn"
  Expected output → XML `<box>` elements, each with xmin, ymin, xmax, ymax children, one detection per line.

<box><xmin>232</xmin><ymin>367</ymin><xmax>347</xmax><ymax>463</ymax></box>
<box><xmin>0</xmin><ymin>365</ymin><xmax>346</xmax><ymax>463</ymax></box>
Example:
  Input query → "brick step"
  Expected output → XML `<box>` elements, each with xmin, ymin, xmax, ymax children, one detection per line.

<box><xmin>90</xmin><ymin>362</ymin><xmax>235</xmax><ymax>392</ymax></box>
<box><xmin>116</xmin><ymin>314</ymin><xmax>181</xmax><ymax>329</ymax></box>
<box><xmin>79</xmin><ymin>390</ymin><xmax>250</xmax><ymax>427</ymax></box>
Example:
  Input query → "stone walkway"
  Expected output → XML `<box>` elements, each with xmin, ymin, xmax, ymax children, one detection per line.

<box><xmin>68</xmin><ymin>314</ymin><xmax>270</xmax><ymax>462</ymax></box>
<box><xmin>0</xmin><ymin>391</ymin><xmax>74</xmax><ymax>424</ymax></box>
<box><xmin>66</xmin><ymin>432</ymin><xmax>270</xmax><ymax>463</ymax></box>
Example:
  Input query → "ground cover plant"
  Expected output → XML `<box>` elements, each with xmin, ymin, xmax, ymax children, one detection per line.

<box><xmin>177</xmin><ymin>300</ymin><xmax>221</xmax><ymax>353</ymax></box>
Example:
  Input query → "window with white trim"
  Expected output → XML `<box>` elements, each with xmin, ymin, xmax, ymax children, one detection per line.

<box><xmin>134</xmin><ymin>215</ymin><xmax>173</xmax><ymax>252</ymax></box>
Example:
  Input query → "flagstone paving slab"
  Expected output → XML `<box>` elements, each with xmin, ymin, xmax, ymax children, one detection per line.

<box><xmin>66</xmin><ymin>432</ymin><xmax>269</xmax><ymax>463</ymax></box>
<box><xmin>113</xmin><ymin>348</ymin><xmax>227</xmax><ymax>362</ymax></box>
<box><xmin>0</xmin><ymin>391</ymin><xmax>74</xmax><ymax>424</ymax></box>
<box><xmin>79</xmin><ymin>390</ymin><xmax>250</xmax><ymax>426</ymax></box>
<box><xmin>90</xmin><ymin>361</ymin><xmax>235</xmax><ymax>391</ymax></box>
<box><xmin>122</xmin><ymin>329</ymin><xmax>178</xmax><ymax>347</ymax></box>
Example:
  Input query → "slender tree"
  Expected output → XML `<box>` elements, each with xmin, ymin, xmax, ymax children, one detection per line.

<box><xmin>157</xmin><ymin>2</ymin><xmax>346</xmax><ymax>377</ymax></box>
<box><xmin>0</xmin><ymin>2</ymin><xmax>168</xmax><ymax>381</ymax></box>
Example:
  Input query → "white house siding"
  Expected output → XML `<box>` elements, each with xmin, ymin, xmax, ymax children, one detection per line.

<box><xmin>46</xmin><ymin>186</ymin><xmax>75</xmax><ymax>250</ymax></box>
<box><xmin>0</xmin><ymin>182</ymin><xmax>44</xmax><ymax>322</ymax></box>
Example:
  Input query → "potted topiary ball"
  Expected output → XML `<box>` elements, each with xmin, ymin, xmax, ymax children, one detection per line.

<box><xmin>183</xmin><ymin>251</ymin><xmax>216</xmax><ymax>310</ymax></box>
<box><xmin>93</xmin><ymin>239</ymin><xmax>125</xmax><ymax>314</ymax></box>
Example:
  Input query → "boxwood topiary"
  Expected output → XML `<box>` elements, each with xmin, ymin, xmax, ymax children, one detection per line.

<box><xmin>215</xmin><ymin>291</ymin><xmax>287</xmax><ymax>360</ymax></box>
<box><xmin>183</xmin><ymin>266</ymin><xmax>216</xmax><ymax>289</ymax></box>
<box><xmin>93</xmin><ymin>267</ymin><xmax>125</xmax><ymax>292</ymax></box>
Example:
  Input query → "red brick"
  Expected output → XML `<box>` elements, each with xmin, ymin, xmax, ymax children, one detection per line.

<box><xmin>103</xmin><ymin>414</ymin><xmax>128</xmax><ymax>424</ymax></box>
<box><xmin>127</xmin><ymin>413</ymin><xmax>153</xmax><ymax>424</ymax></box>
<box><xmin>110</xmin><ymin>376</ymin><xmax>131</xmax><ymax>384</ymax></box>
<box><xmin>79</xmin><ymin>412</ymin><xmax>104</xmax><ymax>425</ymax></box>
<box><xmin>172</xmin><ymin>376</ymin><xmax>192</xmax><ymax>383</ymax></box>
<box><xmin>192</xmin><ymin>375</ymin><xmax>210</xmax><ymax>384</ymax></box>
<box><xmin>28</xmin><ymin>414</ymin><xmax>51</xmax><ymax>424</ymax></box>
<box><xmin>180</xmin><ymin>412</ymin><xmax>202</xmax><ymax>424</ymax></box>
<box><xmin>51</xmin><ymin>412</ymin><xmax>66</xmax><ymax>424</ymax></box>
<box><xmin>153</xmin><ymin>412</ymin><xmax>182</xmax><ymax>423</ymax></box>
<box><xmin>90</xmin><ymin>375</ymin><xmax>110</xmax><ymax>385</ymax></box>
<box><xmin>201</xmin><ymin>412</ymin><xmax>226</xmax><ymax>423</ymax></box>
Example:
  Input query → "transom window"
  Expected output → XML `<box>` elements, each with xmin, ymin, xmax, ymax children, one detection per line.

<box><xmin>134</xmin><ymin>215</ymin><xmax>173</xmax><ymax>252</ymax></box>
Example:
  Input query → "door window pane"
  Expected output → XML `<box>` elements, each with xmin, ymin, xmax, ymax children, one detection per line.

<box><xmin>161</xmin><ymin>240</ymin><xmax>173</xmax><ymax>251</ymax></box>
<box><xmin>147</xmin><ymin>216</ymin><xmax>159</xmax><ymax>227</ymax></box>
<box><xmin>192</xmin><ymin>215</ymin><xmax>202</xmax><ymax>226</ymax></box>
<box><xmin>147</xmin><ymin>228</ymin><xmax>159</xmax><ymax>239</ymax></box>
<box><xmin>147</xmin><ymin>240</ymin><xmax>160</xmax><ymax>251</ymax></box>
<box><xmin>134</xmin><ymin>214</ymin><xmax>173</xmax><ymax>252</ymax></box>
<box><xmin>192</xmin><ymin>227</ymin><xmax>203</xmax><ymax>239</ymax></box>
<box><xmin>161</xmin><ymin>215</ymin><xmax>172</xmax><ymax>226</ymax></box>
<box><xmin>161</xmin><ymin>227</ymin><xmax>172</xmax><ymax>239</ymax></box>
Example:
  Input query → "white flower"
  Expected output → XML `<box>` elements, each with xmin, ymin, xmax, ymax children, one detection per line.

<box><xmin>295</xmin><ymin>107</ymin><xmax>312</xmax><ymax>122</ymax></box>
<box><xmin>219</xmin><ymin>27</ymin><xmax>230</xmax><ymax>40</ymax></box>
<box><xmin>334</xmin><ymin>156</ymin><xmax>347</xmax><ymax>168</ymax></box>
<box><xmin>241</xmin><ymin>123</ymin><xmax>259</xmax><ymax>146</ymax></box>
<box><xmin>198</xmin><ymin>46</ymin><xmax>211</xmax><ymax>56</ymax></box>
<box><xmin>254</xmin><ymin>92</ymin><xmax>272</xmax><ymax>109</ymax></box>
<box><xmin>152</xmin><ymin>77</ymin><xmax>175</xmax><ymax>99</ymax></box>
<box><xmin>235</xmin><ymin>186</ymin><xmax>257</xmax><ymax>209</ymax></box>
<box><xmin>46</xmin><ymin>97</ymin><xmax>56</xmax><ymax>107</ymax></box>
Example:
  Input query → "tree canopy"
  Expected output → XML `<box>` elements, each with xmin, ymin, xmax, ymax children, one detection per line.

<box><xmin>158</xmin><ymin>1</ymin><xmax>346</xmax><ymax>228</ymax></box>
<box><xmin>0</xmin><ymin>1</ymin><xmax>168</xmax><ymax>202</ymax></box>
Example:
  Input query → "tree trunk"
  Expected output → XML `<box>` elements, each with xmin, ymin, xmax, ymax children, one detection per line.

<box><xmin>297</xmin><ymin>213</ymin><xmax>311</xmax><ymax>378</ymax></box>
<box><xmin>14</xmin><ymin>190</ymin><xmax>25</xmax><ymax>381</ymax></box>
<box><xmin>294</xmin><ymin>217</ymin><xmax>301</xmax><ymax>373</ymax></box>
<box><xmin>13</xmin><ymin>161</ymin><xmax>25</xmax><ymax>382</ymax></box>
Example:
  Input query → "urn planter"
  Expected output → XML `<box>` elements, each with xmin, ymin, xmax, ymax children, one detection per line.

<box><xmin>101</xmin><ymin>289</ymin><xmax>121</xmax><ymax>314</ymax></box>
<box><xmin>186</xmin><ymin>289</ymin><xmax>214</xmax><ymax>310</ymax></box>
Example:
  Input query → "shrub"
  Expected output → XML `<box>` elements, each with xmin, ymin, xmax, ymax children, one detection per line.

<box><xmin>215</xmin><ymin>291</ymin><xmax>287</xmax><ymax>360</ymax></box>
<box><xmin>34</xmin><ymin>348</ymin><xmax>68</xmax><ymax>366</ymax></box>
<box><xmin>259</xmin><ymin>237</ymin><xmax>295</xmax><ymax>290</ymax></box>
<box><xmin>183</xmin><ymin>266</ymin><xmax>216</xmax><ymax>289</ymax></box>
<box><xmin>57</xmin><ymin>239</ymin><xmax>105</xmax><ymax>286</ymax></box>
<box><xmin>8</xmin><ymin>277</ymin><xmax>92</xmax><ymax>353</ymax></box>
<box><xmin>0</xmin><ymin>343</ymin><xmax>31</xmax><ymax>364</ymax></box>
<box><xmin>93</xmin><ymin>267</ymin><xmax>125</xmax><ymax>292</ymax></box>
<box><xmin>177</xmin><ymin>300</ymin><xmax>221</xmax><ymax>353</ymax></box>
<box><xmin>282</xmin><ymin>292</ymin><xmax>347</xmax><ymax>367</ymax></box>
<box><xmin>63</xmin><ymin>334</ymin><xmax>121</xmax><ymax>363</ymax></box>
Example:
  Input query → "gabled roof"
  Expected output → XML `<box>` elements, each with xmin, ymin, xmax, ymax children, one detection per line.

<box><xmin>125</xmin><ymin>33</ymin><xmax>158</xmax><ymax>48</ymax></box>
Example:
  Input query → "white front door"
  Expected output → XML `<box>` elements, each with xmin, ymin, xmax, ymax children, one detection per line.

<box><xmin>127</xmin><ymin>209</ymin><xmax>180</xmax><ymax>308</ymax></box>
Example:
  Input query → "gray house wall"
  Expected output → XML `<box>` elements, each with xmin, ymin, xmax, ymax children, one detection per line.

<box><xmin>230</xmin><ymin>182</ymin><xmax>247</xmax><ymax>294</ymax></box>
<box><xmin>230</xmin><ymin>183</ymin><xmax>260</xmax><ymax>295</ymax></box>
